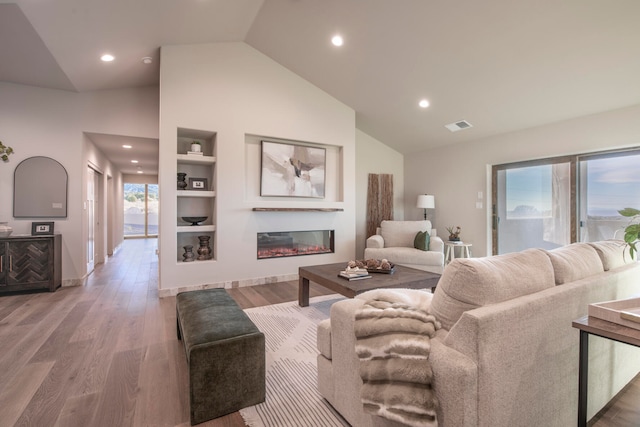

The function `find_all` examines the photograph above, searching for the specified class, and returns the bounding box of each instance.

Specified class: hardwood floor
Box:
[0,238,638,427]
[0,238,333,427]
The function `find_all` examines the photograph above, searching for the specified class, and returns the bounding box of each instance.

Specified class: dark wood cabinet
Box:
[0,234,61,293]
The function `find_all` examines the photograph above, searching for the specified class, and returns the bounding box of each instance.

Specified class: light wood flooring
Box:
[0,238,638,427]
[0,238,332,427]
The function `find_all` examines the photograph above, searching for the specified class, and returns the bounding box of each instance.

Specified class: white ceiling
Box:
[2,0,640,174]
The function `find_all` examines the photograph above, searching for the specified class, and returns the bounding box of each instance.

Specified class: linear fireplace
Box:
[257,230,334,259]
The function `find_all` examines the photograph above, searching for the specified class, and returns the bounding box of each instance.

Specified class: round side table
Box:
[445,242,472,264]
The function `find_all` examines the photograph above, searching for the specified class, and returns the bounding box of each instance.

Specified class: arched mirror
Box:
[14,156,68,218]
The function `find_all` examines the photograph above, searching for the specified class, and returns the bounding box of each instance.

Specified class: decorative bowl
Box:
[181,216,207,226]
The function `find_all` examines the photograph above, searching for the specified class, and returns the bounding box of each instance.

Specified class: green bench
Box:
[176,289,265,425]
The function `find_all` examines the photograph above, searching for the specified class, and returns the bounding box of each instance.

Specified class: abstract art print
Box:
[260,140,326,198]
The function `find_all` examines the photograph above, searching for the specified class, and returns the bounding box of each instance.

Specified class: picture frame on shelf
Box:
[31,221,54,235]
[189,177,208,191]
[260,140,326,198]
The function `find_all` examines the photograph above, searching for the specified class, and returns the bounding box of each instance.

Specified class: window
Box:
[493,158,573,254]
[493,148,640,254]
[579,151,640,242]
[124,183,158,238]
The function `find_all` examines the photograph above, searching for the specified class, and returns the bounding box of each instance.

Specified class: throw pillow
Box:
[414,231,430,251]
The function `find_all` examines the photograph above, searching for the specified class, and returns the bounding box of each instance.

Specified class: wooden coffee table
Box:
[298,262,441,306]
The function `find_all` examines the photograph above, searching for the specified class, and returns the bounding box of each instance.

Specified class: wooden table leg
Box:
[298,275,310,307]
[578,330,589,427]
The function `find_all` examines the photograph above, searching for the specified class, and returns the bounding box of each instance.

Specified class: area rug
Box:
[240,295,350,427]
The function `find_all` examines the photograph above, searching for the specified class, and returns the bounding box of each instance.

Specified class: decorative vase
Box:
[197,235,212,260]
[190,143,201,153]
[0,222,12,237]
[183,245,195,262]
[177,172,188,190]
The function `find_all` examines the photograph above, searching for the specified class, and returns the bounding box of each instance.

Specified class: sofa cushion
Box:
[381,220,431,248]
[429,249,555,330]
[414,231,431,251]
[588,240,636,271]
[545,243,604,285]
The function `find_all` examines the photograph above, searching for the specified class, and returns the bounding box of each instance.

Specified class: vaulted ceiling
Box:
[2,0,640,174]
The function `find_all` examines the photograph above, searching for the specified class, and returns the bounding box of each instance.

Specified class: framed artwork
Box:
[260,140,326,198]
[31,221,54,235]
[189,178,208,191]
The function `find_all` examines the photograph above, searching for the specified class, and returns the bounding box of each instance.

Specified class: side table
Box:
[572,315,640,427]
[445,242,472,264]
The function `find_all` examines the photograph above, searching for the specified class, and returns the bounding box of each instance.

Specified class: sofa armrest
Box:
[430,235,444,253]
[366,234,384,249]
[326,291,477,427]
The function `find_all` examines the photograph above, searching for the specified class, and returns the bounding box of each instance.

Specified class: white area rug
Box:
[240,295,350,427]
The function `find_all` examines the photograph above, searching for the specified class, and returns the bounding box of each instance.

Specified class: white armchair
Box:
[364,220,444,271]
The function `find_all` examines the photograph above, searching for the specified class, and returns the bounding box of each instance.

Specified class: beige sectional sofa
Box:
[317,240,640,427]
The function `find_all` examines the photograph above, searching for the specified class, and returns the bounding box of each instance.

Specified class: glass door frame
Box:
[124,183,158,239]
[492,155,577,255]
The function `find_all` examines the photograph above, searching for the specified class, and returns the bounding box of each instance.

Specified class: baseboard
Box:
[158,272,299,298]
[62,277,85,287]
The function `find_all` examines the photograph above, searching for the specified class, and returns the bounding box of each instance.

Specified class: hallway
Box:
[0,238,196,426]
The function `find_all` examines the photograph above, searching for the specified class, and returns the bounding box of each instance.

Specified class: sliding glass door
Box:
[124,183,159,238]
[493,148,640,254]
[493,159,573,254]
[579,151,640,242]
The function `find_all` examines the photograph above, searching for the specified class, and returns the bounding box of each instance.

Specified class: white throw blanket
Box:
[354,289,440,427]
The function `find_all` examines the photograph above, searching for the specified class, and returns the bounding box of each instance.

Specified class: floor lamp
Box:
[416,194,435,220]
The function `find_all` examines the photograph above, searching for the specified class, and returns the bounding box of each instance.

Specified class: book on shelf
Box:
[187,151,203,156]
[338,271,372,281]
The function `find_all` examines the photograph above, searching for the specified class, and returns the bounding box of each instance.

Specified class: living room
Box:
[1,1,640,426]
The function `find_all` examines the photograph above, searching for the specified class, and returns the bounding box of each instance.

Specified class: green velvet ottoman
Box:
[176,289,265,425]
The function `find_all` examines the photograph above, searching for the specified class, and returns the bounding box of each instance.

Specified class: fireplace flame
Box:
[257,244,332,259]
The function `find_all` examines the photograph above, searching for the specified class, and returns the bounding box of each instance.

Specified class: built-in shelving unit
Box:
[176,127,217,263]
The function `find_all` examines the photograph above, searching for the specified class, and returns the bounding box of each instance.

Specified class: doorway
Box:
[124,183,159,238]
[87,165,104,274]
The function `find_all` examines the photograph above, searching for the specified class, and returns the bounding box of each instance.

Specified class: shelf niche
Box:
[176,127,217,262]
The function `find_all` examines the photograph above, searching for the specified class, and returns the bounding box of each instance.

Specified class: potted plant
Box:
[0,140,14,162]
[446,226,461,242]
[618,208,640,257]
[190,141,202,153]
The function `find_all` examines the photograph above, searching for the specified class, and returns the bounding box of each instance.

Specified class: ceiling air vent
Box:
[445,120,473,132]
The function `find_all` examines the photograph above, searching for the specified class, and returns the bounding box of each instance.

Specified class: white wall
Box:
[159,42,356,295]
[0,82,158,285]
[122,174,158,184]
[355,129,404,258]
[405,104,640,257]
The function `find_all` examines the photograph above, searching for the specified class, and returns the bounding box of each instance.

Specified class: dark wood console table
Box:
[0,234,62,294]
[572,315,640,427]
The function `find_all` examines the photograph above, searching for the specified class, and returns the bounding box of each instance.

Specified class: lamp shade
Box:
[416,194,435,209]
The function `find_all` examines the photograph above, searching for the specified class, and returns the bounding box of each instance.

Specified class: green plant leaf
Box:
[619,208,640,217]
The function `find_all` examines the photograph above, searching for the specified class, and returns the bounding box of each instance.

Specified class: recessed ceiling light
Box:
[419,99,430,108]
[141,57,152,64]
[122,145,132,149]
[100,54,115,62]
[131,160,139,163]
[331,35,344,47]
[137,170,143,174]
